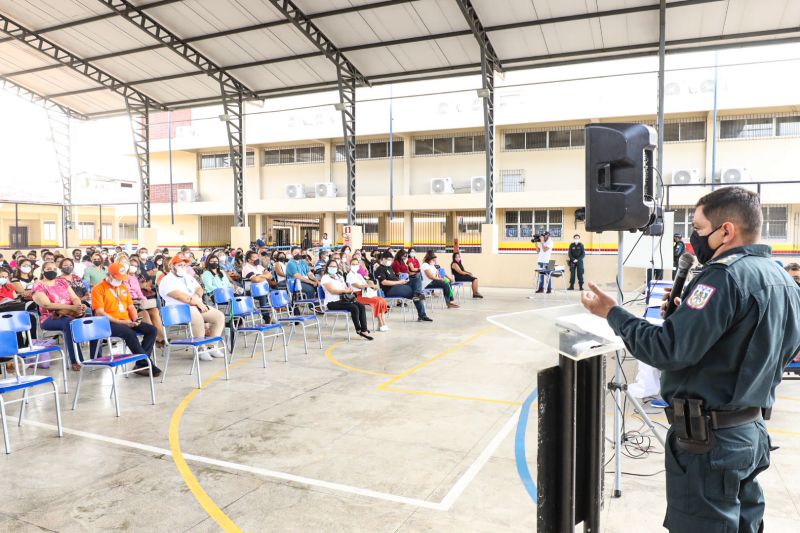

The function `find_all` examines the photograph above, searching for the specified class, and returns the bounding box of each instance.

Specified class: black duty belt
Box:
[665,405,762,430]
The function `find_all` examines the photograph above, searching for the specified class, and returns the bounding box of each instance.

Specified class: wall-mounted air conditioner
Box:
[670,168,700,185]
[176,188,196,203]
[470,176,486,193]
[430,177,455,194]
[315,182,338,198]
[718,167,749,184]
[285,184,306,199]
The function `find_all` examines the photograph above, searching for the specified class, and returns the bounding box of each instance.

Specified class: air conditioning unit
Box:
[285,184,306,199]
[671,168,700,185]
[430,177,454,195]
[315,182,338,198]
[718,167,749,184]
[176,188,196,203]
[470,176,486,193]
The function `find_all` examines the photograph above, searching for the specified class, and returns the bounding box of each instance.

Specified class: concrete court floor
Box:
[0,287,799,532]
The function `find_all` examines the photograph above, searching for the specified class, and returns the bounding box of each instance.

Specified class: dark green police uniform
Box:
[606,244,800,532]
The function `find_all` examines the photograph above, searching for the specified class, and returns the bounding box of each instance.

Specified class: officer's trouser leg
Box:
[663,421,771,533]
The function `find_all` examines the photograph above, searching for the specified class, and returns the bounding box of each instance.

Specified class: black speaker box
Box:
[585,123,656,232]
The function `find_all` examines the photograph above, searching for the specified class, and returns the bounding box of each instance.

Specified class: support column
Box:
[126,97,151,230]
[403,210,413,248]
[480,56,496,224]
[445,212,457,249]
[402,135,412,196]
[337,67,357,224]
[655,0,666,199]
[230,226,251,251]
[323,212,336,245]
[138,227,159,252]
[378,213,390,247]
[47,110,73,245]
[66,228,80,249]
[481,223,499,255]
[221,84,246,227]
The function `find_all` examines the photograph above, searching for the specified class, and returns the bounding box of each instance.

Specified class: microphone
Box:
[665,252,695,318]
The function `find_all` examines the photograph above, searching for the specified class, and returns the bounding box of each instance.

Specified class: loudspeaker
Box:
[585,123,656,232]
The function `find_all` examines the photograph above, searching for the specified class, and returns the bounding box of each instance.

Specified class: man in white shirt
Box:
[321,233,332,250]
[535,231,554,294]
[158,255,226,360]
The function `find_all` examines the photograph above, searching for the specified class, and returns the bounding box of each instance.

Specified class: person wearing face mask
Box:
[33,252,56,279]
[58,257,89,306]
[314,250,330,278]
[100,249,110,266]
[451,252,483,298]
[567,234,585,291]
[346,258,389,332]
[91,263,161,377]
[11,259,37,304]
[201,254,238,295]
[320,259,372,340]
[273,252,288,289]
[159,256,226,361]
[581,186,800,533]
[405,248,421,279]
[374,252,431,322]
[32,260,93,371]
[285,246,318,299]
[242,250,272,288]
[420,251,457,308]
[83,252,108,288]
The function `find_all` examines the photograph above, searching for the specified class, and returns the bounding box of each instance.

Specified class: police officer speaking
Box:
[581,187,800,532]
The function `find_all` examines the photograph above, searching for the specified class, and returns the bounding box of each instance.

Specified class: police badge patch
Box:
[686,284,716,310]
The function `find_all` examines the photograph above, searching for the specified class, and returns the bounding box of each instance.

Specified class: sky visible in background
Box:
[1,41,800,205]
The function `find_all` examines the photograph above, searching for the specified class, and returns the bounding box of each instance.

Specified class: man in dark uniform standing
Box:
[567,233,585,291]
[672,233,685,277]
[581,187,800,532]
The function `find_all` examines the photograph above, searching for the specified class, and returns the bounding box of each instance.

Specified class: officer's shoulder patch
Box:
[710,253,744,266]
[686,284,716,310]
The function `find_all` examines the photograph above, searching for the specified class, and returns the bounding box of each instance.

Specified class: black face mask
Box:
[61,266,73,275]
[292,254,300,260]
[93,260,102,266]
[690,225,723,265]
[209,262,219,269]
[43,271,58,281]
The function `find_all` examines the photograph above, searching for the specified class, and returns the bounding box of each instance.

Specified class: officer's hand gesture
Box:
[659,286,681,318]
[581,282,617,319]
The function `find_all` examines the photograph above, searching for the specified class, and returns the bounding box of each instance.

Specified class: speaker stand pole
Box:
[612,231,624,497]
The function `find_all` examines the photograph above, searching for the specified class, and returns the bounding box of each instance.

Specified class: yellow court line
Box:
[169,360,251,533]
[378,326,496,390]
[324,341,397,377]
[777,395,800,402]
[382,386,522,406]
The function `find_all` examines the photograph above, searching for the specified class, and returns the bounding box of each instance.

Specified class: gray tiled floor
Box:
[1,287,798,532]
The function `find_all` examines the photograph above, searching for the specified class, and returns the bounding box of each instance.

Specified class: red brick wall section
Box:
[149,109,192,140]
[150,183,193,203]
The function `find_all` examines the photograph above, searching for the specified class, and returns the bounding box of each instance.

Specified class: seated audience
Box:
[286,246,318,298]
[32,261,95,371]
[57,257,89,305]
[421,251,458,308]
[83,252,107,288]
[451,252,483,298]
[242,250,272,285]
[314,250,329,278]
[91,264,161,376]
[202,255,239,296]
[320,258,373,340]
[158,255,225,361]
[129,256,164,345]
[11,258,37,305]
[32,250,55,278]
[374,253,431,322]
[273,252,288,289]
[346,258,389,331]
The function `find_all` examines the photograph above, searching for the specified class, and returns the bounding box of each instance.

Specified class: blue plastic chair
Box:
[270,290,322,354]
[378,288,410,322]
[250,281,274,317]
[229,297,287,366]
[316,286,352,341]
[160,304,228,389]
[288,277,319,314]
[0,311,68,393]
[70,316,156,417]
[213,287,235,310]
[0,330,63,454]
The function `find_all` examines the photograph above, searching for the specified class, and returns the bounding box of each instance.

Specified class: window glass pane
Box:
[264,150,280,165]
[391,140,404,157]
[520,224,533,237]
[776,116,800,136]
[548,210,563,223]
[571,128,585,146]
[310,145,325,162]
[663,123,680,142]
[549,130,571,148]
[720,119,745,139]
[526,131,547,149]
[433,137,453,154]
[279,149,294,164]
[721,118,772,138]
[245,151,254,166]
[370,141,388,158]
[680,121,705,141]
[534,210,548,224]
[335,144,346,161]
[505,226,519,238]
[505,210,518,223]
[549,225,563,238]
[200,155,214,169]
[453,136,474,153]
[519,211,533,224]
[414,138,433,155]
[473,134,485,152]
[505,132,525,150]
[355,143,369,159]
[534,224,549,235]
[295,147,311,163]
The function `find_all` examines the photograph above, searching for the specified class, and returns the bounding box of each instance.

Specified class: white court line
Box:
[486,305,579,345]
[24,409,521,512]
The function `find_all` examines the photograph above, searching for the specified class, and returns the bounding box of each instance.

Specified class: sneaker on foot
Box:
[418,316,433,322]
[546,289,552,294]
[199,351,213,361]
[535,288,544,294]
[209,348,226,358]
[378,325,389,332]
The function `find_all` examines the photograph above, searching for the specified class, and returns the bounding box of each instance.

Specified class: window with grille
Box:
[762,206,787,239]
[334,139,403,161]
[504,210,561,239]
[42,221,57,241]
[200,151,255,169]
[720,117,774,139]
[118,223,137,240]
[78,222,95,241]
[643,120,706,142]
[413,134,485,156]
[672,207,694,239]
[101,223,113,242]
[264,145,323,165]
[502,128,583,151]
[499,169,525,192]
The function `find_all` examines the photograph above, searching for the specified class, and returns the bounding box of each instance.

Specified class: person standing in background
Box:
[673,233,686,277]
[535,231,553,294]
[567,234,585,291]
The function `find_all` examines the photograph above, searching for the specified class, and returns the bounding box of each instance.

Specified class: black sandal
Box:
[357,331,374,341]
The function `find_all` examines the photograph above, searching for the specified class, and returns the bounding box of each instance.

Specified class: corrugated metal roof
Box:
[0,0,797,119]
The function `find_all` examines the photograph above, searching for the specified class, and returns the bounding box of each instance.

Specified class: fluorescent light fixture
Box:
[218,114,231,122]
[476,88,491,98]
[333,102,347,111]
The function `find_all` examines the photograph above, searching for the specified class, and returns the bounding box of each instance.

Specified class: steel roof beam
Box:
[0,76,86,119]
[454,0,502,72]
[266,0,369,86]
[96,0,256,98]
[0,13,162,109]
